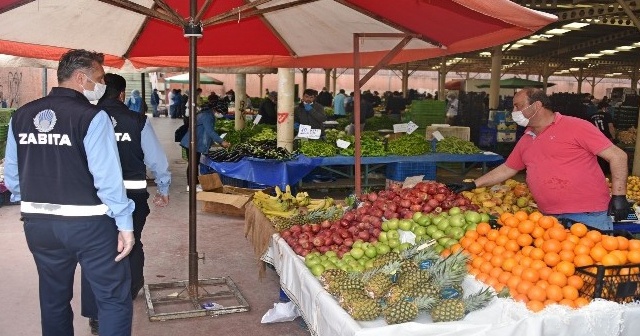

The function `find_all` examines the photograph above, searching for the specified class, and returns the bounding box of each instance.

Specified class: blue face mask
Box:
[304,102,313,111]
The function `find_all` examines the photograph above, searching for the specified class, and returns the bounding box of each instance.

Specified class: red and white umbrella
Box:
[0,0,556,69]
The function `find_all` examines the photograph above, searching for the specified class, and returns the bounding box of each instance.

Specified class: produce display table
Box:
[244,204,640,336]
[202,153,504,189]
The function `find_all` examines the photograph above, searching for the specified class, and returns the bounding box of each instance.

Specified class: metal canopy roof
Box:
[388,0,640,81]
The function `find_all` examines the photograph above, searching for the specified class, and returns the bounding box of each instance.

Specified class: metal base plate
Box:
[145,277,249,321]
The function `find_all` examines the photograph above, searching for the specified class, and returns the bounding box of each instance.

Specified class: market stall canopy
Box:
[445,80,464,91]
[165,73,223,85]
[0,0,557,69]
[476,77,556,89]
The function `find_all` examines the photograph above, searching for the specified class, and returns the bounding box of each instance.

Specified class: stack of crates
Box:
[614,106,638,130]
[405,100,446,127]
[0,108,16,160]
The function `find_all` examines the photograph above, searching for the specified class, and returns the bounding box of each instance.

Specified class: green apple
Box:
[431,230,445,240]
[449,227,465,240]
[387,230,400,240]
[309,264,325,277]
[387,238,401,249]
[365,259,375,269]
[352,240,364,249]
[449,214,466,227]
[425,225,439,236]
[448,206,462,216]
[466,223,478,232]
[350,247,365,260]
[416,215,431,226]
[412,212,423,222]
[480,213,491,223]
[382,221,389,231]
[464,211,482,224]
[413,226,427,237]
[378,231,388,242]
[364,246,378,258]
[436,218,450,231]
[375,243,391,255]
[324,250,337,258]
[398,219,413,231]
[398,242,412,251]
[386,218,399,230]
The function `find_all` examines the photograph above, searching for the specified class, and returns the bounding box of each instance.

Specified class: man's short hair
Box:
[303,89,317,97]
[57,49,104,83]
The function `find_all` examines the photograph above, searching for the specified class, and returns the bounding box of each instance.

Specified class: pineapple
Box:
[338,288,369,308]
[431,287,494,322]
[383,296,437,325]
[344,297,382,321]
[362,261,400,300]
[322,269,361,296]
[372,251,401,268]
[385,284,409,305]
[397,260,430,290]
[413,251,468,299]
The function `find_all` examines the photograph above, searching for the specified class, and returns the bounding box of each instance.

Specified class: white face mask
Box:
[81,73,106,101]
[511,103,537,127]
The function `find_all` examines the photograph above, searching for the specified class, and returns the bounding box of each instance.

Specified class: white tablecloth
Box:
[263,234,640,336]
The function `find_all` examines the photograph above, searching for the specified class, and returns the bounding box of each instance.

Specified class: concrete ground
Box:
[0,116,309,336]
[0,115,503,336]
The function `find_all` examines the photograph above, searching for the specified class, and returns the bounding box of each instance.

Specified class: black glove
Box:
[608,195,630,222]
[446,181,476,194]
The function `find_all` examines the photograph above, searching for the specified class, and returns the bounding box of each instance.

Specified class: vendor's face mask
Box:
[512,103,537,127]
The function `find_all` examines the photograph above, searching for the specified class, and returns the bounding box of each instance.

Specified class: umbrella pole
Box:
[187,0,199,299]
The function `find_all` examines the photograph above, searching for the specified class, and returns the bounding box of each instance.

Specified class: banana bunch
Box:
[307,197,335,211]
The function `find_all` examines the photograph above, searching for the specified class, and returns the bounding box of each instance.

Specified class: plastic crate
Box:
[220,175,248,188]
[0,124,8,141]
[576,264,640,303]
[385,162,436,181]
[0,108,15,124]
[478,127,497,148]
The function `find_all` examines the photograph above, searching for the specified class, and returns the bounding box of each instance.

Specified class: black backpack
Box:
[175,124,188,142]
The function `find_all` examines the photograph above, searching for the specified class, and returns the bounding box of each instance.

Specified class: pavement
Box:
[0,115,310,336]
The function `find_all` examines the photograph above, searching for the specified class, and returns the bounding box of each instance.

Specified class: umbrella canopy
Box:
[0,0,556,69]
[476,77,556,89]
[165,73,223,85]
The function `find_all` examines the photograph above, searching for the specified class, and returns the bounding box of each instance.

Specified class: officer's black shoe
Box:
[89,318,99,335]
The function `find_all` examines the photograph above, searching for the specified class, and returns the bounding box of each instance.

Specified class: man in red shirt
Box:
[449,88,629,230]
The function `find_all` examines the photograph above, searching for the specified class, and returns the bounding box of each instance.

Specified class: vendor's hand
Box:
[608,195,630,222]
[446,181,476,194]
[221,141,230,148]
[153,192,169,207]
[115,230,135,262]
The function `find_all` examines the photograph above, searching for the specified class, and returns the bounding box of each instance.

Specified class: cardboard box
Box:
[425,125,470,141]
[197,173,271,217]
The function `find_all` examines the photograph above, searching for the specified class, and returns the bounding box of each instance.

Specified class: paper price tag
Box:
[252,114,262,125]
[309,129,322,139]
[393,123,408,133]
[336,139,351,149]
[406,121,419,134]
[432,130,445,141]
[220,133,227,139]
[297,124,311,138]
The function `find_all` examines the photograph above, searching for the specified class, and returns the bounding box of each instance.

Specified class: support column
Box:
[489,45,502,110]
[235,74,247,130]
[140,73,146,110]
[301,68,309,92]
[576,66,584,95]
[277,68,295,152]
[631,63,639,92]
[324,68,331,90]
[258,74,264,97]
[402,63,409,97]
[332,68,337,94]
[42,67,48,97]
[438,58,446,101]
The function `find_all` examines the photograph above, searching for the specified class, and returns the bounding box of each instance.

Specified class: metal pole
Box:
[353,34,362,196]
[187,0,199,297]
[42,67,47,97]
[140,73,146,110]
[235,74,246,130]
[489,45,502,110]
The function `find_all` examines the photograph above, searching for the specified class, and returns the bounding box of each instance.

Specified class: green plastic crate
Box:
[0,108,15,124]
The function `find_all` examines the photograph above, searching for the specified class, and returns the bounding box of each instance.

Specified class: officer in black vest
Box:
[80,73,171,335]
[3,50,135,336]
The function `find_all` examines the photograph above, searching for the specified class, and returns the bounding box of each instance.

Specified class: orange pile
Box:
[462,211,640,312]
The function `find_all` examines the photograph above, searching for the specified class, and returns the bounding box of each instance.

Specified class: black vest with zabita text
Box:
[11,87,103,216]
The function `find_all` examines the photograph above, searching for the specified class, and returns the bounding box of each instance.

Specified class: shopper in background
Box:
[346,93,375,135]
[448,88,629,230]
[125,89,143,113]
[180,97,231,187]
[384,91,406,121]
[80,73,171,335]
[150,88,160,117]
[590,101,617,175]
[258,91,278,125]
[3,49,135,336]
[316,87,333,107]
[332,89,347,120]
[445,92,459,125]
[294,88,327,135]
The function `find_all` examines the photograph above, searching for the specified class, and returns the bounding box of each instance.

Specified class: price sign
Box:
[403,175,424,188]
[406,121,419,134]
[336,139,351,149]
[309,128,322,139]
[432,130,445,141]
[220,133,227,139]
[297,124,311,138]
[252,114,262,125]
[393,123,408,133]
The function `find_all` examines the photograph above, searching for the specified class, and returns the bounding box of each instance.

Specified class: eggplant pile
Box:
[205,140,297,162]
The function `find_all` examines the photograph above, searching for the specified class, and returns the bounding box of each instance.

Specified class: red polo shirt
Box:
[505,113,613,214]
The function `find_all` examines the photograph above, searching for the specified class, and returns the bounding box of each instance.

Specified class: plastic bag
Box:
[261,301,301,323]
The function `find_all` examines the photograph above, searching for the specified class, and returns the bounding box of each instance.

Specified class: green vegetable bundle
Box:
[299,139,338,157]
[387,133,431,156]
[435,136,483,154]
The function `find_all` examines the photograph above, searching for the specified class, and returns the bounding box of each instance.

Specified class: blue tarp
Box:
[200,153,504,189]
